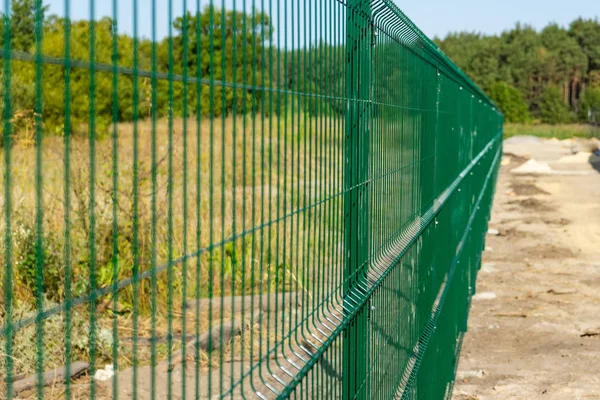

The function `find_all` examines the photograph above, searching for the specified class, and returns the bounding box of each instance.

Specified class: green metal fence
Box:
[0,0,503,398]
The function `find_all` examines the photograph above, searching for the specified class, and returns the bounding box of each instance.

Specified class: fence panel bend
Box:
[0,0,503,399]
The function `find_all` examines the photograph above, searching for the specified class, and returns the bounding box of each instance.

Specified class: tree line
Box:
[0,0,356,142]
[435,19,600,123]
[4,0,598,143]
[1,0,278,140]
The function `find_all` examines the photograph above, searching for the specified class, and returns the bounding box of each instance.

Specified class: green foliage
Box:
[169,6,272,117]
[498,24,544,108]
[489,81,529,122]
[437,19,600,124]
[540,85,573,124]
[570,18,600,71]
[37,17,137,136]
[14,220,63,301]
[434,33,505,92]
[0,69,36,146]
[540,23,588,83]
[578,87,600,121]
[1,4,275,141]
[0,2,596,139]
[9,0,49,52]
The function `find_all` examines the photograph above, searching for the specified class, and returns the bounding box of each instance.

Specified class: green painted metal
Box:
[343,1,372,399]
[0,0,502,399]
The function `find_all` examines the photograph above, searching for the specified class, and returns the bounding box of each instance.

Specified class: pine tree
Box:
[10,0,49,52]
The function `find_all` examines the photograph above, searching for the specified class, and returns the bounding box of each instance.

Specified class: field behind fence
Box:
[0,0,503,399]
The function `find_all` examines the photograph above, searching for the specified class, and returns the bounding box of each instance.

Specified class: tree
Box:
[3,2,600,132]
[436,33,508,93]
[540,24,587,107]
[578,88,600,122]
[489,81,529,123]
[540,24,587,83]
[171,6,273,117]
[540,86,572,124]
[30,17,138,136]
[499,24,544,109]
[10,0,49,52]
[437,19,600,123]
[0,1,48,134]
[569,18,600,72]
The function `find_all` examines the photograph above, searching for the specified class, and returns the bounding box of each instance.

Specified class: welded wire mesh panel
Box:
[0,0,502,399]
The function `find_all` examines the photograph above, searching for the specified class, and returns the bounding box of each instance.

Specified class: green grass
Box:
[503,123,597,140]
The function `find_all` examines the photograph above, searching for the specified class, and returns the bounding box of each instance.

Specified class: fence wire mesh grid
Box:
[0,0,503,399]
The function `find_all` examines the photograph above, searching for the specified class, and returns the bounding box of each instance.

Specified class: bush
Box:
[489,81,530,123]
[578,87,600,122]
[540,86,573,124]
[14,220,64,301]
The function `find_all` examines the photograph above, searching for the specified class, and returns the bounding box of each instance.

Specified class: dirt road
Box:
[453,137,600,400]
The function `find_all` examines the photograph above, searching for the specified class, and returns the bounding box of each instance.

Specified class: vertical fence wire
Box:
[0,0,502,399]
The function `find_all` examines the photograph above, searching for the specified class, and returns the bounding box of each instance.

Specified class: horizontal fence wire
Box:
[0,0,503,399]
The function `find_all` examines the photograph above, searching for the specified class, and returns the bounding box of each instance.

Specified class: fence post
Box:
[344,1,372,399]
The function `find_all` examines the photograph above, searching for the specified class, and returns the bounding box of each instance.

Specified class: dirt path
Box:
[453,137,600,400]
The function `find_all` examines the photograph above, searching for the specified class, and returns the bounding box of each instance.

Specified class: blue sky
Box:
[2,0,599,40]
[400,0,600,39]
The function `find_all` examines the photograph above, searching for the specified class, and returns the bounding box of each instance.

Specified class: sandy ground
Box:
[453,137,600,400]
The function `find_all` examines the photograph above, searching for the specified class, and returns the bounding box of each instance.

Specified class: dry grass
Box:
[0,113,345,379]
